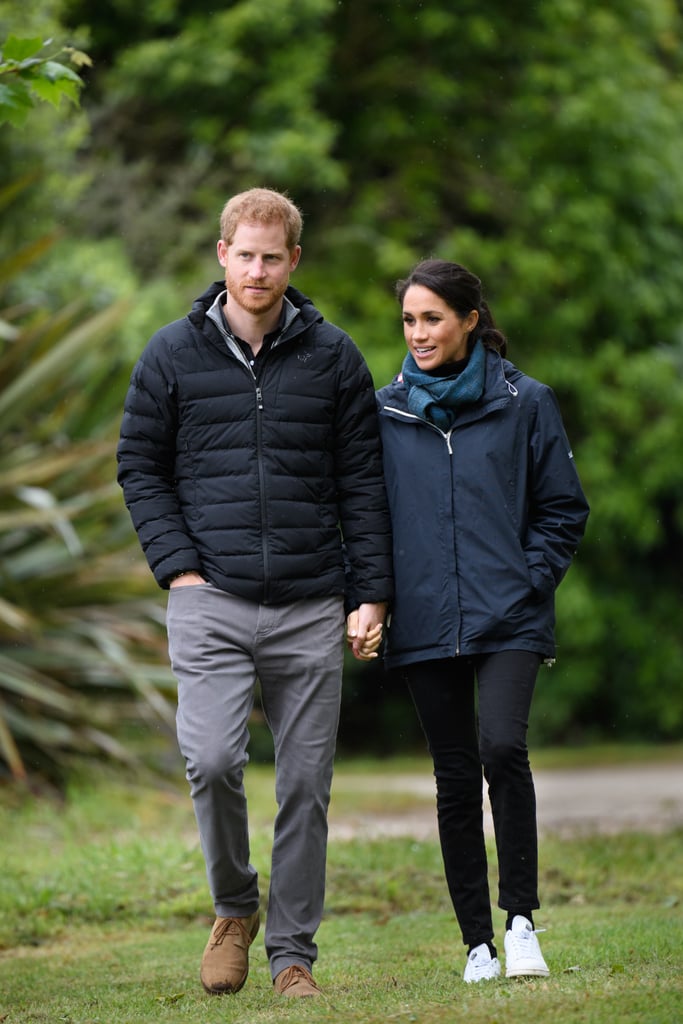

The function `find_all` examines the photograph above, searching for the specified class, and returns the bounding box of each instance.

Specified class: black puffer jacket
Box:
[117,281,393,606]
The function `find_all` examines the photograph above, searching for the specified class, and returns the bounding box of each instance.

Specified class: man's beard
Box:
[225,271,287,315]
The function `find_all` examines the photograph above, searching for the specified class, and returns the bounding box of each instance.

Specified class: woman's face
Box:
[402,284,478,370]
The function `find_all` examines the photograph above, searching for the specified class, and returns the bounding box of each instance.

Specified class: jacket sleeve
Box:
[524,385,590,597]
[116,329,202,587]
[333,338,394,607]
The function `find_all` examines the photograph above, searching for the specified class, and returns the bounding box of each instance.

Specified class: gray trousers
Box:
[167,584,344,979]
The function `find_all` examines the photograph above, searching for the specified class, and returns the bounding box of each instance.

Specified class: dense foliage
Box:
[2,0,683,779]
[0,188,177,782]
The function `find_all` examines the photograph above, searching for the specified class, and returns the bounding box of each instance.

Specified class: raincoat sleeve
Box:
[524,385,590,597]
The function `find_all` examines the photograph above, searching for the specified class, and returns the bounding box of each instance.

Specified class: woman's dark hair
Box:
[396,258,507,357]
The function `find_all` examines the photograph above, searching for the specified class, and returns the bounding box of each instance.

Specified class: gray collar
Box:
[206,291,299,344]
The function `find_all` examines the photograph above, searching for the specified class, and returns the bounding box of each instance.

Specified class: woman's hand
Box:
[346,603,387,661]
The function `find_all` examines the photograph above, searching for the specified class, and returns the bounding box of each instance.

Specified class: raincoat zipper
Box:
[382,403,460,653]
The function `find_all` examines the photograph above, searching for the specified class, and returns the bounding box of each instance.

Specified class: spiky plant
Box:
[0,209,176,786]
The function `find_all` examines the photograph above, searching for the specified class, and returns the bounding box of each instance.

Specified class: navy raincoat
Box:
[377,348,589,668]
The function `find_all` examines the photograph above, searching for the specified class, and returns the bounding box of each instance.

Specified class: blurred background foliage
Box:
[1,0,683,784]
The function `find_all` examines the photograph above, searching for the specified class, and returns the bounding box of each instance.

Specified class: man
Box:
[117,188,392,998]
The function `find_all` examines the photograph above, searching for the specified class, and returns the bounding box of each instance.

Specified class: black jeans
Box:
[403,650,541,949]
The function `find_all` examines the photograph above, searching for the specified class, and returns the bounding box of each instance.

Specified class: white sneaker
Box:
[463,943,502,983]
[504,915,549,977]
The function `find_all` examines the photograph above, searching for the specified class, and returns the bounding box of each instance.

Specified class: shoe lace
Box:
[278,965,320,993]
[210,917,251,949]
[469,957,494,979]
[507,925,545,957]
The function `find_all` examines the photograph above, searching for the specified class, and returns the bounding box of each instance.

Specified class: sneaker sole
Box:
[506,967,550,978]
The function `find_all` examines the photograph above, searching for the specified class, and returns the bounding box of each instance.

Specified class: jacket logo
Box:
[297,350,312,364]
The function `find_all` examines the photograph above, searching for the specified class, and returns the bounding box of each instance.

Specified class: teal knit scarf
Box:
[402,339,486,431]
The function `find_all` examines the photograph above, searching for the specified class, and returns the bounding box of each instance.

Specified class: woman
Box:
[370,259,589,982]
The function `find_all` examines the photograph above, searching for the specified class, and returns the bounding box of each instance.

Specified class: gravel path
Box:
[328,762,683,840]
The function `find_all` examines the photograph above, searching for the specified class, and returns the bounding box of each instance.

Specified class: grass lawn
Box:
[1,750,682,1023]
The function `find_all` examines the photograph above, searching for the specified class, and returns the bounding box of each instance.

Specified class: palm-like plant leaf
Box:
[1,232,175,785]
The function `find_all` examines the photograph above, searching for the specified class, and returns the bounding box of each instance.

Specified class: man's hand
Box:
[169,571,206,588]
[346,602,387,661]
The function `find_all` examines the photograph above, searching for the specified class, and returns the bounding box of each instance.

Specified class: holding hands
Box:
[346,603,387,661]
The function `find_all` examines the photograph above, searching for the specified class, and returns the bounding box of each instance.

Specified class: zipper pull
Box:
[256,386,264,410]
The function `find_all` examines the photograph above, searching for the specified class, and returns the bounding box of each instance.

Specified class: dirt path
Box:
[328,762,683,840]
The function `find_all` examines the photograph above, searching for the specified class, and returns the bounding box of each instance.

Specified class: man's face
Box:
[217,220,301,316]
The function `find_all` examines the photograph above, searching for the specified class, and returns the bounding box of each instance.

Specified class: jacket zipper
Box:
[209,315,272,598]
[382,403,461,652]
[216,334,271,599]
[206,300,304,605]
[253,381,271,601]
[382,405,455,453]
[382,374,518,657]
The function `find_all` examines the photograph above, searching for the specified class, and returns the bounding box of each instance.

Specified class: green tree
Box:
[17,0,683,747]
[0,9,101,316]
[317,0,683,742]
[60,0,342,278]
[0,195,177,784]
[0,33,177,783]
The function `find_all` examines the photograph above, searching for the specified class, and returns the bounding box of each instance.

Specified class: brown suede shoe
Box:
[273,964,322,997]
[200,911,260,994]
